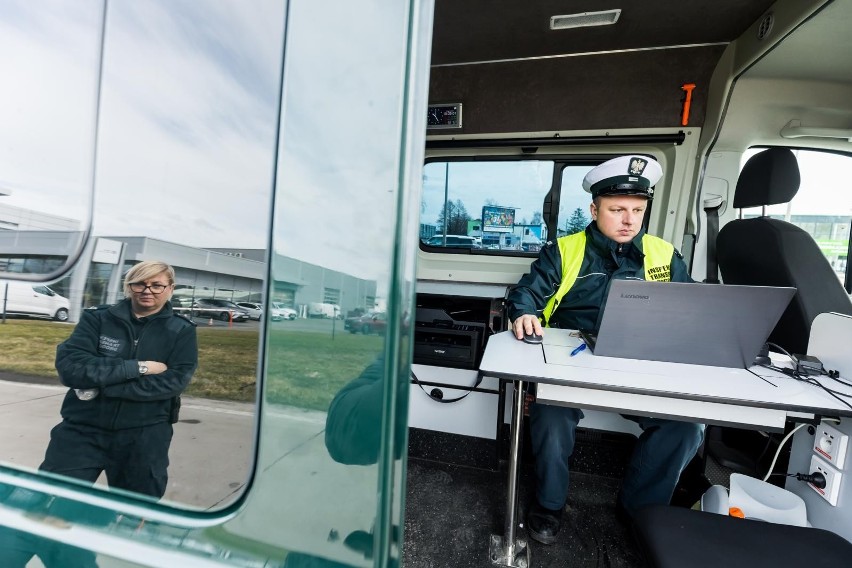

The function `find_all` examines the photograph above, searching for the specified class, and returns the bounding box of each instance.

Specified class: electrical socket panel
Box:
[813,422,849,469]
[809,455,842,506]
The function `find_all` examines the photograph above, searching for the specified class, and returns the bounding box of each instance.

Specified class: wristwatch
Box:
[138,361,149,375]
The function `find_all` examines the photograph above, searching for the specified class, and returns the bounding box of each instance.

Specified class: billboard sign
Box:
[482,206,515,233]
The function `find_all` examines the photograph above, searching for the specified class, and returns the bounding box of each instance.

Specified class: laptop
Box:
[579,280,795,368]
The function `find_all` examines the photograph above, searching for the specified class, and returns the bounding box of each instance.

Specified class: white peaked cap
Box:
[581,155,663,199]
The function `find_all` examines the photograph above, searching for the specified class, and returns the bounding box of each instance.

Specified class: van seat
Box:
[633,504,852,568]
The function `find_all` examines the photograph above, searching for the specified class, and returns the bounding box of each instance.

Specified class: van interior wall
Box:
[428,47,722,134]
[713,78,852,155]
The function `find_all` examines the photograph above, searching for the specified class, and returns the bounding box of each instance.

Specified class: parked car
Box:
[345,311,387,334]
[424,235,482,249]
[0,280,70,321]
[236,302,263,321]
[270,302,297,321]
[170,297,193,313]
[191,298,250,322]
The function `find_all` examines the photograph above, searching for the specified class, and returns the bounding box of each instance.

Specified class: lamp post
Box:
[442,163,449,245]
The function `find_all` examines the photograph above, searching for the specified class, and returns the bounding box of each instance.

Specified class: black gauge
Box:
[427,103,462,129]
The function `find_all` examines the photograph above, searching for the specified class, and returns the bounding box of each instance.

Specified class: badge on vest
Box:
[645,265,671,281]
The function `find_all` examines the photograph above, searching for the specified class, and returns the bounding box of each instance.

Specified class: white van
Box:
[0,280,71,321]
[307,302,340,319]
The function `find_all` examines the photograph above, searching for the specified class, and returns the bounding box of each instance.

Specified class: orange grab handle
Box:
[681,83,696,126]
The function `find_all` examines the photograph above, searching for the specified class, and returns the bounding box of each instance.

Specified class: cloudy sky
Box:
[1,0,284,249]
[0,0,103,224]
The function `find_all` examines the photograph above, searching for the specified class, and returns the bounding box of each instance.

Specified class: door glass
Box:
[251,0,418,563]
[0,0,104,277]
[0,0,284,511]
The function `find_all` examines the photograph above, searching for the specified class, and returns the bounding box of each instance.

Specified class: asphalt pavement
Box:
[0,370,385,568]
[0,373,256,510]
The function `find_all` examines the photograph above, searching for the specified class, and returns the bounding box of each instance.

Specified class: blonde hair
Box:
[123,261,175,298]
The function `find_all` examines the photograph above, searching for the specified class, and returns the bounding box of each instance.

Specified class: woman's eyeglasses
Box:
[129,282,169,294]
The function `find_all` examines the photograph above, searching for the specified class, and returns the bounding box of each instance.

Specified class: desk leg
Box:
[490,379,530,568]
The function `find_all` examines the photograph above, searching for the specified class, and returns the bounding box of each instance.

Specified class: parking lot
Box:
[183,314,353,335]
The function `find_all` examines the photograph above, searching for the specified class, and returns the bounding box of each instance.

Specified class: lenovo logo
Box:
[620,293,649,300]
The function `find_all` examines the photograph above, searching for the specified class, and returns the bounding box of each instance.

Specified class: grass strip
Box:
[0,320,384,411]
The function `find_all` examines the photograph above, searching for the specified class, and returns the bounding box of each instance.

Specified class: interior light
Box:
[550,9,621,30]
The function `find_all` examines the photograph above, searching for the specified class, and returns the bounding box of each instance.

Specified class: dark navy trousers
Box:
[40,420,173,498]
[530,402,705,516]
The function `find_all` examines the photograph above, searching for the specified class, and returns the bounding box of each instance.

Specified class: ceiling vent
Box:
[550,9,621,30]
[757,12,774,40]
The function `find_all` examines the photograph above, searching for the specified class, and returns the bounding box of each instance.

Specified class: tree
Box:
[436,199,471,235]
[564,207,589,235]
[530,211,543,225]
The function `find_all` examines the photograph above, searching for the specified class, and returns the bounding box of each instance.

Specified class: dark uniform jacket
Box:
[55,299,198,430]
[508,223,693,331]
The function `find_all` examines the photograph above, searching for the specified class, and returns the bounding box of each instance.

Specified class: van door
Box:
[0,281,36,316]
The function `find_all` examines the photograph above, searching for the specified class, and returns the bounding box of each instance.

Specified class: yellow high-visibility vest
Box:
[541,231,673,326]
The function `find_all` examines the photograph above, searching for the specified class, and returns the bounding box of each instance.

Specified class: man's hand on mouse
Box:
[512,314,543,340]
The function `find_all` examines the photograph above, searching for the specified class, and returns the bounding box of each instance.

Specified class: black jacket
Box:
[508,223,693,331]
[325,356,407,466]
[55,299,198,430]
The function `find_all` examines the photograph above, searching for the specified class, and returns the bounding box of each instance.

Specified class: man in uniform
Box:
[507,155,704,545]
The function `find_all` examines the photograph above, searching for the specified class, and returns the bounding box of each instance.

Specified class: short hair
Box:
[123,261,175,298]
[592,194,649,209]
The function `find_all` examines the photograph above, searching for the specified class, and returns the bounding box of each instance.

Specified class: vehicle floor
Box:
[402,429,657,568]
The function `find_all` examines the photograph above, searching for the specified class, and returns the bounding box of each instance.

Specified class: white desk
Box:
[480,328,852,567]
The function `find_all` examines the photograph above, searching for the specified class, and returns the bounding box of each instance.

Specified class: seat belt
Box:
[703,194,723,284]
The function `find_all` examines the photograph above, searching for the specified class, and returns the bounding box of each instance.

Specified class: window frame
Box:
[419,154,657,256]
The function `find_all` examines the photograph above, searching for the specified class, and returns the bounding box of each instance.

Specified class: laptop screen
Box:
[588,280,795,368]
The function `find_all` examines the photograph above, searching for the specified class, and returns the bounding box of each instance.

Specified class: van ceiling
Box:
[427,0,776,135]
[430,0,776,66]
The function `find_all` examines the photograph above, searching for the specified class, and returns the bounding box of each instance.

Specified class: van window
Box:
[32,285,54,297]
[420,160,553,253]
[558,165,597,237]
[421,159,653,254]
[741,149,852,290]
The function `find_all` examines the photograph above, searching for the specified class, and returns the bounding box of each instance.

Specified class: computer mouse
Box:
[522,331,543,344]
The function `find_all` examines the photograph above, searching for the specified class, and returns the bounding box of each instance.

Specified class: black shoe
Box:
[526,502,562,545]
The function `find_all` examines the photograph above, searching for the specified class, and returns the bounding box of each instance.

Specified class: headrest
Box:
[734,148,800,208]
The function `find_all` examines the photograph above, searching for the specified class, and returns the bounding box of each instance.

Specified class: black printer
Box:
[413,307,487,370]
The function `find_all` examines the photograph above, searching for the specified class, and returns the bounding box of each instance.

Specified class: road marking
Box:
[0,381,325,423]
[0,380,65,393]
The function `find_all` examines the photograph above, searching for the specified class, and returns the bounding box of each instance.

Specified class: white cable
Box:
[762,423,808,482]
[761,418,842,481]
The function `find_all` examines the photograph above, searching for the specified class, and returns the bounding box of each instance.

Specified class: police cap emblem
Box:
[628,158,648,176]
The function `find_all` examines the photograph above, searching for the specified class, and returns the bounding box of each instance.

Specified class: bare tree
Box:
[436,199,472,235]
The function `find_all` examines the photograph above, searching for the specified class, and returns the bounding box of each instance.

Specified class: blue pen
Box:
[570,342,587,357]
